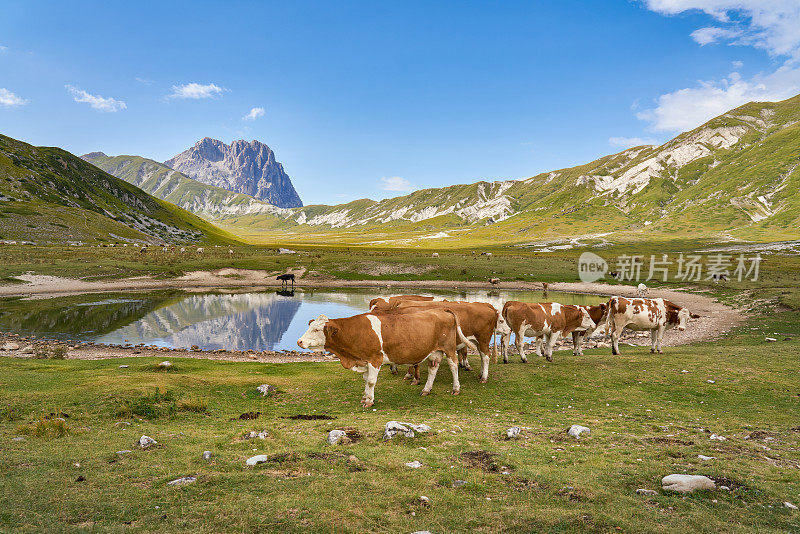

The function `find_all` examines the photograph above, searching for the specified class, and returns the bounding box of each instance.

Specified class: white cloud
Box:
[0,45,8,54]
[644,1,800,59]
[380,176,413,191]
[65,85,126,112]
[169,82,225,99]
[691,26,743,46]
[638,2,800,132]
[135,77,154,85]
[243,107,265,121]
[732,60,744,69]
[0,88,27,107]
[608,136,660,148]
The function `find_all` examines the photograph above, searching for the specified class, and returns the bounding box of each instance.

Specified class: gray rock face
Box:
[383,421,431,440]
[137,435,157,449]
[567,425,590,439]
[165,138,302,208]
[661,474,716,493]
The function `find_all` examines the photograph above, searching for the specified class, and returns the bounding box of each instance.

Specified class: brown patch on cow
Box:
[643,437,695,446]
[461,450,500,472]
[236,411,261,420]
[284,414,336,420]
[615,298,628,314]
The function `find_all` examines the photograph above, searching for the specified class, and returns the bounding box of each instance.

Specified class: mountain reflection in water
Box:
[0,289,604,352]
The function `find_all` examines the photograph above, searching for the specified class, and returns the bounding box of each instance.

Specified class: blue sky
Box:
[2,1,799,206]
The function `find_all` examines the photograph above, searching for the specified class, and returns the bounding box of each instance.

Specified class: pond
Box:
[0,288,606,352]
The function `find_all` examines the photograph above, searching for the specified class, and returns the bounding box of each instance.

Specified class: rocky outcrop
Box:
[164,138,302,208]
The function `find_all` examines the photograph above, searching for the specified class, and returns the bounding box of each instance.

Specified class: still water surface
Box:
[0,288,604,352]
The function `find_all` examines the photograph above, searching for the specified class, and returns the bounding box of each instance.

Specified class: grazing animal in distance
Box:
[297,309,475,407]
[277,273,295,289]
[489,277,500,285]
[432,252,439,258]
[605,296,699,355]
[196,247,205,254]
[637,283,648,297]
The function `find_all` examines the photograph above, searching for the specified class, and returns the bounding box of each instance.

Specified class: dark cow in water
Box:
[276,273,295,289]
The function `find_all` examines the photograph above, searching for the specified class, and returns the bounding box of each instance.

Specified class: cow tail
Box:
[444,308,477,353]
[491,332,498,364]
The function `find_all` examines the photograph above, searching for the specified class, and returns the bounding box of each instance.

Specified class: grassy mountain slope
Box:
[222,94,800,247]
[82,153,287,220]
[0,135,239,244]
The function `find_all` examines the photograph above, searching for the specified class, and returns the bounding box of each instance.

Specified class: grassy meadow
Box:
[0,240,799,532]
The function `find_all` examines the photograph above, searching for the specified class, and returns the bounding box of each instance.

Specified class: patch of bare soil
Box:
[461,450,500,472]
[352,261,435,276]
[284,414,336,421]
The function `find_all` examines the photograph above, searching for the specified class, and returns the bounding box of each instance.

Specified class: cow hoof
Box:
[452,389,460,396]
[479,378,488,384]
[545,356,553,362]
[411,379,419,385]
[657,350,663,354]
[362,401,374,408]
[390,368,398,375]
[650,348,655,353]
[403,373,412,381]
[421,390,431,396]
[502,359,508,364]
[520,358,527,364]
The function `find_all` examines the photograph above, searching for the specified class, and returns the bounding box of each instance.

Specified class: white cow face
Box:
[297,314,329,349]
[676,308,690,331]
[495,314,512,336]
[579,308,596,331]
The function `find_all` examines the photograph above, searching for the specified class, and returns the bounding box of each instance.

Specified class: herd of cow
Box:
[297,294,700,407]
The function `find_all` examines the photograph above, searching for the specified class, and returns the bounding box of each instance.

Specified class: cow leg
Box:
[421,352,443,396]
[478,340,490,383]
[404,365,420,385]
[390,363,398,375]
[516,332,528,363]
[610,324,621,355]
[544,332,560,362]
[501,332,511,363]
[361,364,380,408]
[656,326,666,353]
[446,353,461,395]
[534,336,543,358]
[650,330,657,353]
[458,347,472,371]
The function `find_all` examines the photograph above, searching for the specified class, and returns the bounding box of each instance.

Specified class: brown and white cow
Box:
[500,301,595,363]
[570,303,608,356]
[368,294,443,311]
[386,300,502,383]
[605,296,699,355]
[297,309,475,407]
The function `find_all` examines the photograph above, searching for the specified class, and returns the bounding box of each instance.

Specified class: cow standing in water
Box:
[297,309,475,407]
[605,296,698,355]
[276,273,295,289]
[501,302,595,363]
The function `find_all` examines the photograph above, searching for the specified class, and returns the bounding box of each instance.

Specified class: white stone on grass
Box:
[256,384,276,396]
[137,435,157,449]
[636,488,658,496]
[709,434,726,441]
[202,451,212,461]
[158,361,172,368]
[383,421,431,440]
[246,454,269,466]
[698,455,716,461]
[244,430,269,440]
[405,461,422,469]
[167,476,196,486]
[567,425,590,439]
[1,342,20,351]
[327,429,347,445]
[506,426,521,439]
[661,474,716,493]
[784,502,798,510]
[20,345,34,354]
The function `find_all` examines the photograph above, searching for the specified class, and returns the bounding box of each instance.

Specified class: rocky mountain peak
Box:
[164,138,302,208]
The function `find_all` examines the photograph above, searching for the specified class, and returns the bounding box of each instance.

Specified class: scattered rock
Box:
[405,461,423,469]
[137,435,157,449]
[636,488,658,496]
[256,384,276,396]
[419,496,430,505]
[167,476,196,486]
[453,480,468,488]
[709,434,726,441]
[765,337,777,342]
[114,421,131,427]
[76,475,86,482]
[116,450,132,455]
[11,437,25,442]
[719,485,730,491]
[202,451,212,461]
[784,502,798,510]
[246,454,269,466]
[20,345,34,354]
[118,365,129,369]
[348,455,360,464]
[1,342,20,351]
[707,380,715,384]
[244,430,269,440]
[278,248,296,254]
[567,425,590,439]
[327,429,348,445]
[158,361,172,368]
[698,455,716,461]
[506,426,521,439]
[661,474,716,493]
[383,421,431,440]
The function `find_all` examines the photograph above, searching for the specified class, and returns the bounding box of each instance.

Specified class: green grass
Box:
[1,308,799,532]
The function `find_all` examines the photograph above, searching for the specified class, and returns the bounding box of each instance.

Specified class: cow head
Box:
[297,314,330,349]
[672,307,692,331]
[495,313,512,336]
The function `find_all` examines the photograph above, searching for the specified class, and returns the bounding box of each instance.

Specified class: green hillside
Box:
[0,134,239,245]
[222,94,800,247]
[82,153,286,221]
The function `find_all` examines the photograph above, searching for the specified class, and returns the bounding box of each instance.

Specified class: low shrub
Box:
[17,416,69,439]
[116,388,177,419]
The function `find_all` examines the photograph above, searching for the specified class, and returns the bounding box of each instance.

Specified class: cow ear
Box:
[690,313,700,319]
